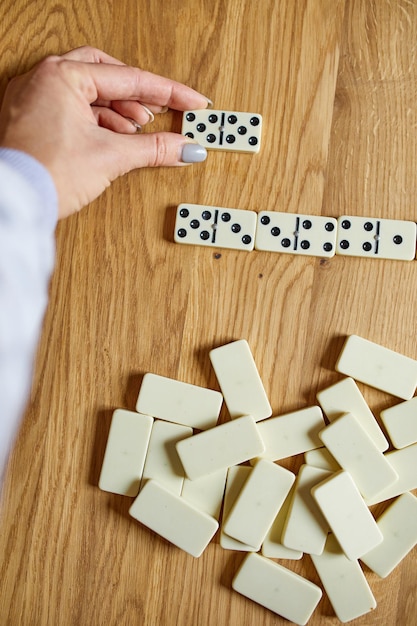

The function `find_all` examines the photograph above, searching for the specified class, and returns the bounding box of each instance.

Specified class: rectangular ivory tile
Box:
[181,468,227,520]
[319,413,398,501]
[129,480,218,558]
[209,340,272,420]
[136,373,222,430]
[99,409,153,497]
[361,492,417,578]
[311,534,377,623]
[223,459,295,550]
[262,485,303,560]
[176,415,265,480]
[281,464,332,555]
[253,406,325,461]
[335,335,417,400]
[317,376,388,451]
[365,443,417,505]
[304,447,340,472]
[220,466,255,551]
[141,420,192,494]
[380,396,417,449]
[312,470,383,561]
[232,553,322,625]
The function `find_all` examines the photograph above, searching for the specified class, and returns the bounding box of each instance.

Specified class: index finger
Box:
[60,56,211,112]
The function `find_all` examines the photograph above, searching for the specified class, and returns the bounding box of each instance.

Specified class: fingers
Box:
[60,46,126,66]
[109,132,207,174]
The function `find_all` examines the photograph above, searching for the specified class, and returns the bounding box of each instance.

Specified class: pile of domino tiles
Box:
[98,336,417,625]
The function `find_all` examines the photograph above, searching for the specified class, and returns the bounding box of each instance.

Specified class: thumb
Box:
[111,132,207,174]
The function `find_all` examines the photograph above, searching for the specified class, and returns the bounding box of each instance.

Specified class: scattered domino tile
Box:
[220,466,255,552]
[136,372,222,430]
[335,334,417,400]
[98,409,153,497]
[232,552,322,626]
[174,203,257,251]
[176,414,265,481]
[360,492,417,578]
[380,396,417,449]
[261,485,303,560]
[365,442,417,506]
[209,339,272,420]
[281,464,332,556]
[318,413,398,501]
[304,447,340,472]
[223,459,295,550]
[311,533,377,623]
[255,211,337,257]
[312,470,383,561]
[253,405,325,462]
[141,420,192,495]
[316,376,388,451]
[182,109,262,153]
[129,479,218,558]
[181,468,227,520]
[335,215,417,260]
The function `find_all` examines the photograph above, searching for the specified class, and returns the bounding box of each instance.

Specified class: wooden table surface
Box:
[1,1,416,624]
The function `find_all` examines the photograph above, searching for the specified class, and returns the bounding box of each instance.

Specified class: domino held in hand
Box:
[174,203,257,251]
[182,109,262,153]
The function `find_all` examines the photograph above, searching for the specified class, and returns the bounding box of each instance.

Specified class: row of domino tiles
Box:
[174,205,417,260]
[98,336,417,625]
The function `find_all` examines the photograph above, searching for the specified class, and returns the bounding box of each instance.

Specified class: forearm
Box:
[0,149,57,488]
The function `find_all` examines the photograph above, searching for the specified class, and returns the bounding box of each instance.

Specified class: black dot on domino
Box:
[202,211,212,220]
[228,115,238,124]
[196,123,206,132]
[207,134,216,143]
[200,231,210,241]
[185,132,194,139]
[221,212,231,222]
[238,126,247,135]
[250,116,260,126]
[260,215,271,226]
[190,219,200,229]
[271,227,280,237]
[231,223,241,234]
[226,135,236,144]
[301,240,310,250]
[325,221,335,232]
[323,242,333,252]
[364,222,374,232]
[208,114,218,123]
[362,242,372,252]
[242,235,252,245]
[248,137,258,146]
[341,220,351,230]
[282,238,291,248]
[177,228,187,239]
[186,112,196,122]
[340,240,350,250]
[393,235,403,245]
[302,220,312,230]
[179,208,190,218]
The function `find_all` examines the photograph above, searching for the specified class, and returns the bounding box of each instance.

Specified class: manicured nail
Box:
[181,143,207,163]
[140,104,155,123]
[126,118,142,132]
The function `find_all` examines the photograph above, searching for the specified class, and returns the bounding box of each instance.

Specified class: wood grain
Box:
[1,1,416,624]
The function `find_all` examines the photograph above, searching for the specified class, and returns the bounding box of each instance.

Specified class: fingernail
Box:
[140,104,155,123]
[126,118,142,132]
[181,143,207,163]
[205,98,213,109]
[159,106,169,114]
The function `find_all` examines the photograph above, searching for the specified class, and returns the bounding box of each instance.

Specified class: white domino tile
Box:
[304,447,340,472]
[129,480,218,558]
[312,470,383,561]
[174,203,257,251]
[311,533,377,623]
[253,406,324,462]
[181,468,227,520]
[336,334,417,400]
[281,464,332,556]
[317,376,388,451]
[262,485,303,560]
[182,109,262,153]
[141,420,192,495]
[176,414,265,481]
[319,413,398,501]
[232,553,322,626]
[336,215,417,260]
[365,442,417,505]
[220,466,255,551]
[223,459,295,550]
[136,372,222,430]
[380,396,417,449]
[360,492,417,578]
[98,409,153,497]
[209,339,272,420]
[255,211,337,257]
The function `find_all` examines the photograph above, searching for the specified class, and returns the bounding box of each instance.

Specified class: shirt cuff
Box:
[0,148,58,229]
